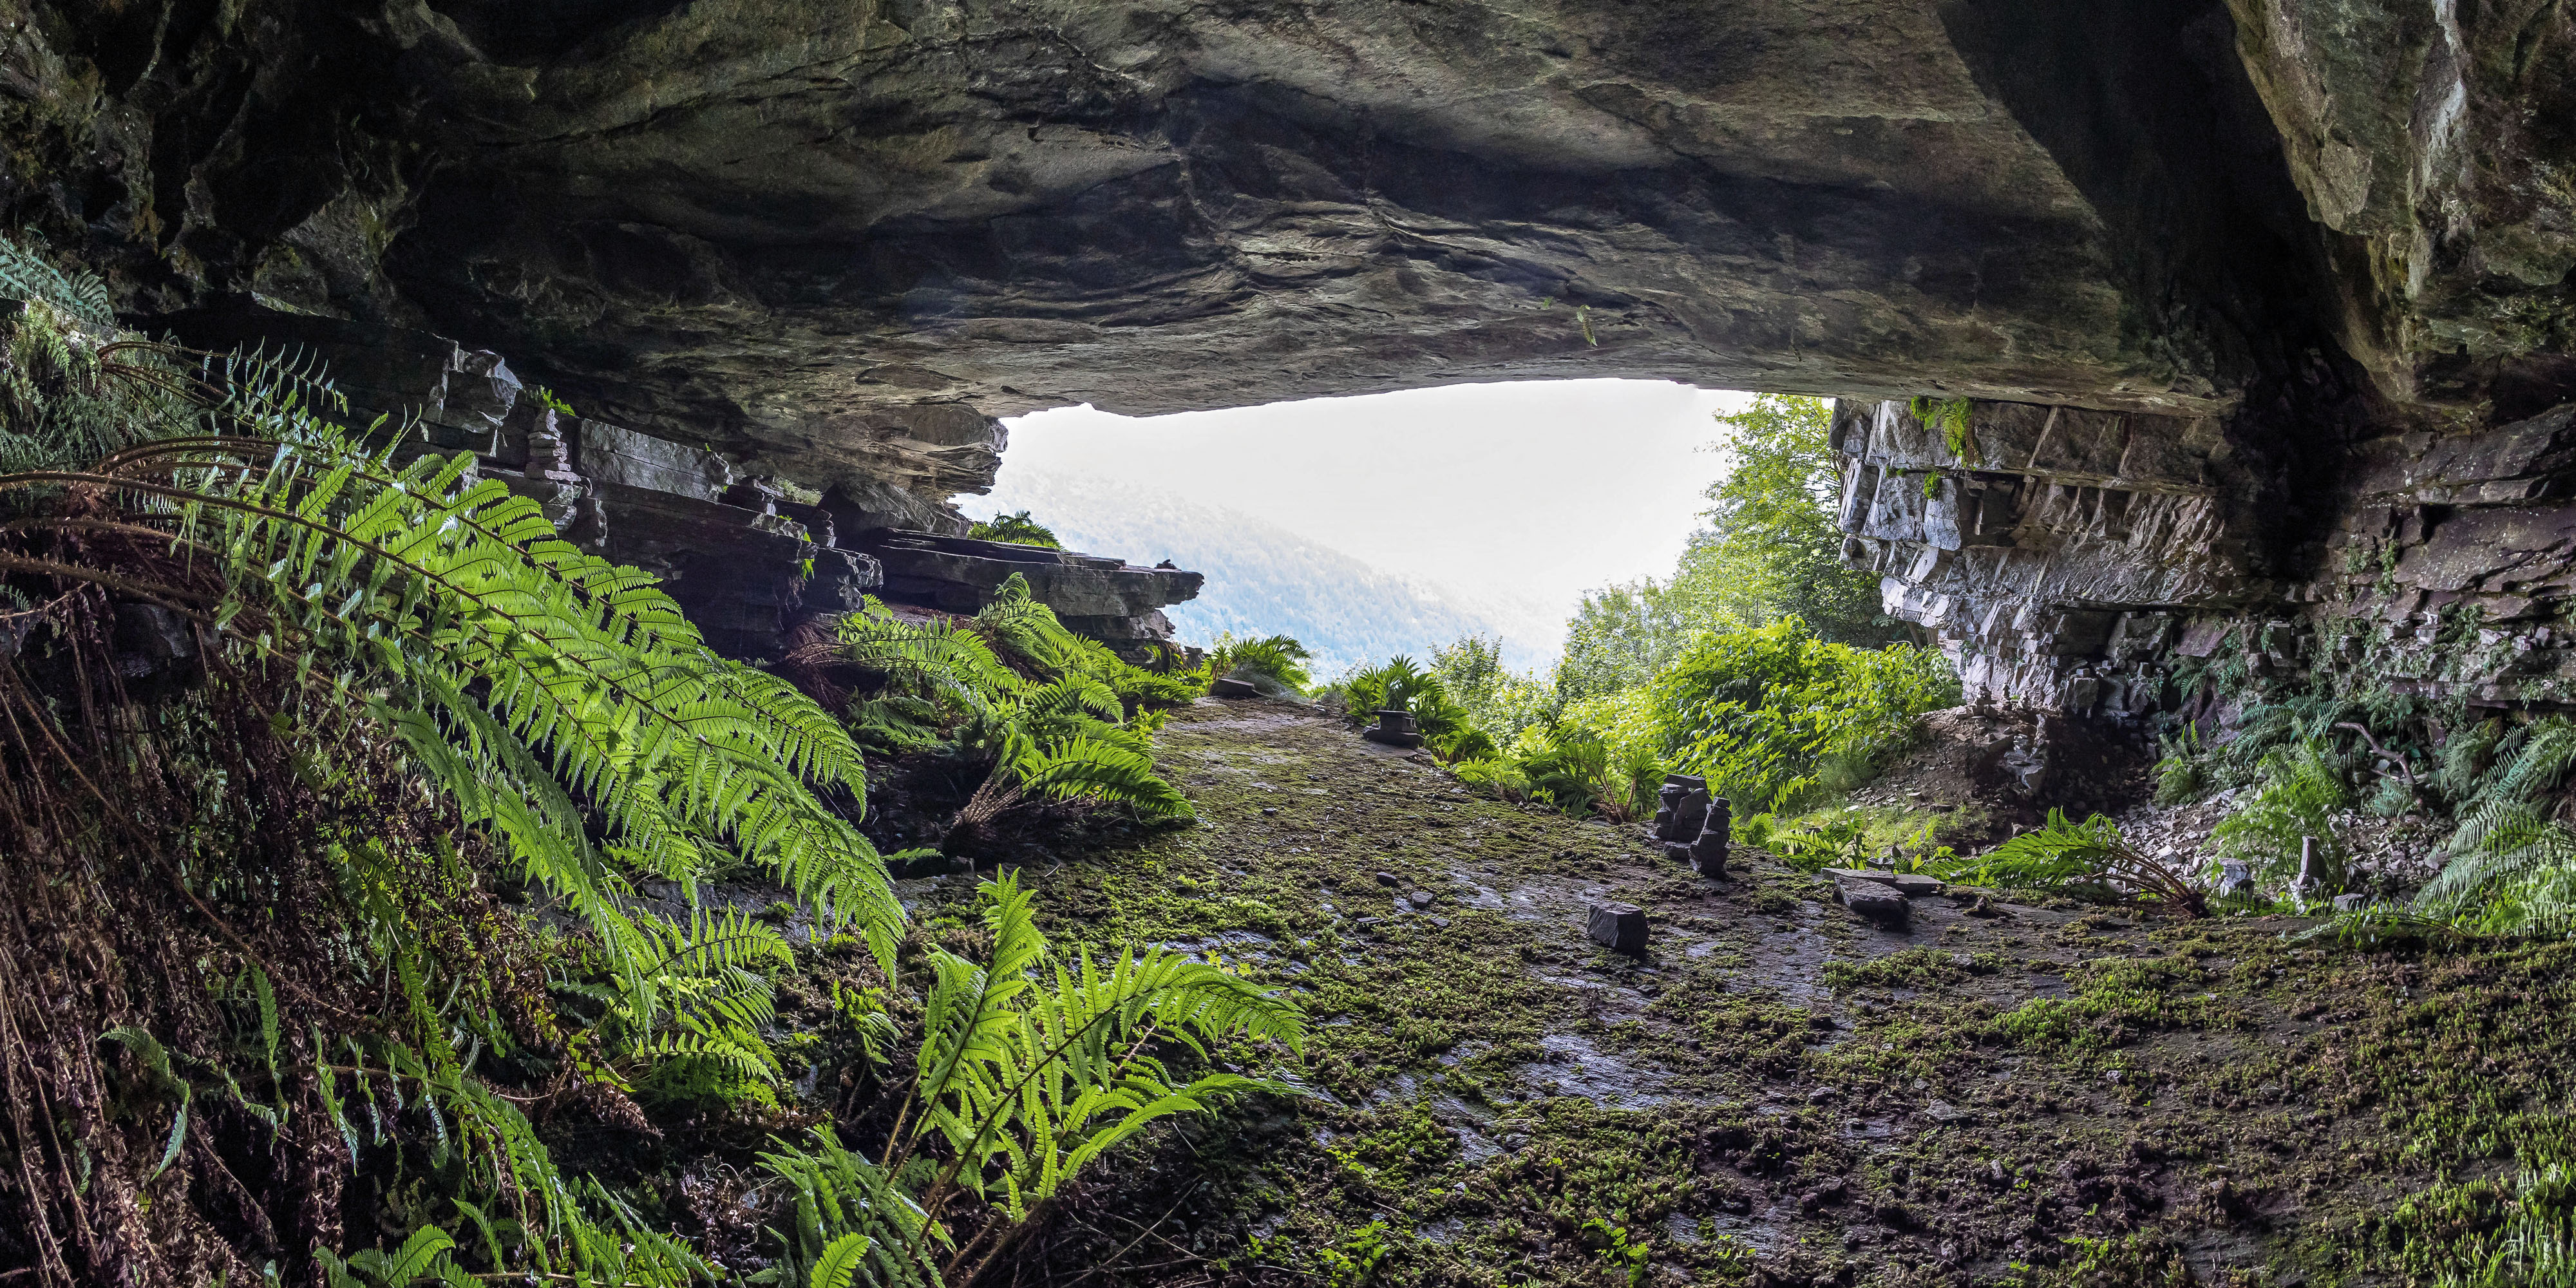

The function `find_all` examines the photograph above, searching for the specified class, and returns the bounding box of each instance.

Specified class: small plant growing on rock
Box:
[1937,810,2206,916]
[965,508,1060,548]
[1580,1217,1652,1287]
[1209,632,1314,693]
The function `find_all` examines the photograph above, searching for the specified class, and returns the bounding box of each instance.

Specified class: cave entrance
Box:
[958,379,1749,680]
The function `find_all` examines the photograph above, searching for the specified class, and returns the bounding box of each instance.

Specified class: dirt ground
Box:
[890,698,2576,1288]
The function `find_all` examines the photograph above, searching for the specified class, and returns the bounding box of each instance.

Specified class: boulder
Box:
[2216,861,2258,900]
[1689,799,1732,878]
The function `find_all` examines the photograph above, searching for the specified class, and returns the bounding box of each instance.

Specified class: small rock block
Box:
[1835,876,1909,929]
[1210,676,1259,698]
[1586,902,1649,955]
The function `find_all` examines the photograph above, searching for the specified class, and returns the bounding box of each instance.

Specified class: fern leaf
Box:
[810,1233,874,1288]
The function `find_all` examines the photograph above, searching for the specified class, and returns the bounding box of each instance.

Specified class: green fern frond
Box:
[0,232,115,327]
[757,1128,943,1288]
[835,598,1025,708]
[1007,732,1193,820]
[1937,810,2206,914]
[909,875,1305,1218]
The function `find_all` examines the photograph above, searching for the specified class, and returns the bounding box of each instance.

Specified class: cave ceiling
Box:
[1,0,2568,500]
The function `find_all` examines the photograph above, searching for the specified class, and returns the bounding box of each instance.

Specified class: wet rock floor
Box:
[901,699,2576,1288]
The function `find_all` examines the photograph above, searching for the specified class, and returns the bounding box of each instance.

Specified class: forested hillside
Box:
[967,471,1545,676]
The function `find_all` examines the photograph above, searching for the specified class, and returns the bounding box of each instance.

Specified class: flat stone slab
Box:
[1210,676,1260,698]
[1833,876,1910,928]
[1823,868,1944,897]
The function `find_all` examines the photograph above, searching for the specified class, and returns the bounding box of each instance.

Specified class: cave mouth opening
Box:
[956,379,1755,679]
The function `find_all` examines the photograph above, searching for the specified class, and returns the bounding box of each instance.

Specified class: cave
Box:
[8,0,2569,700]
[1,0,2572,1284]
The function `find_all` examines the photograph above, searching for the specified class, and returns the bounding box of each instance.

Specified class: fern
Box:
[832,578,1197,834]
[2208,740,2349,887]
[1209,632,1313,692]
[1008,732,1193,820]
[1908,394,1975,460]
[96,415,910,988]
[907,875,1303,1218]
[753,877,1304,1287]
[0,244,904,1284]
[756,1128,943,1288]
[0,234,115,327]
[835,600,1027,711]
[610,907,797,1107]
[966,509,1060,549]
[1936,810,2206,915]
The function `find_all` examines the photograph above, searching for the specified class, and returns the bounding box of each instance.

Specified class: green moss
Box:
[1821,946,2004,992]
[890,701,2576,1288]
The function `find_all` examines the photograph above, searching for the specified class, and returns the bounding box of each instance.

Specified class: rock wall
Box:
[199,315,1197,658]
[1836,392,2576,721]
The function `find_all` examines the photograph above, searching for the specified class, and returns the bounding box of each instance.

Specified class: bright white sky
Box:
[956,379,1750,658]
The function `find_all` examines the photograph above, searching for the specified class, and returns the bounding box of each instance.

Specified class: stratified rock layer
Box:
[1835,393,2576,721]
[4,1,2566,506]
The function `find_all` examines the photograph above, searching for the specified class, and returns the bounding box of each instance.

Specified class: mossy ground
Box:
[892,699,2576,1287]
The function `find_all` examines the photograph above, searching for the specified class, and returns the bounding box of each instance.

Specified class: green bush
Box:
[1452,755,1532,801]
[1209,632,1314,693]
[829,574,1199,842]
[1430,634,1558,741]
[967,508,1062,548]
[2209,740,2351,887]
[2154,724,2206,805]
[1649,618,1958,814]
[1336,656,1496,761]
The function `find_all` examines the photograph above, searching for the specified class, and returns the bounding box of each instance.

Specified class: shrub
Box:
[2209,740,2350,887]
[1938,810,2206,914]
[1209,632,1313,693]
[1649,618,1958,814]
[823,577,1199,847]
[2154,724,2206,805]
[968,508,1061,547]
[1430,634,1558,740]
[1452,755,1532,802]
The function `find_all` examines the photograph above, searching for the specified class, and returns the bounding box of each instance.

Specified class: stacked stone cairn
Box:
[1653,773,1730,878]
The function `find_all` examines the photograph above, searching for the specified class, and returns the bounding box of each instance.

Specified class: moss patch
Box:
[893,699,2576,1287]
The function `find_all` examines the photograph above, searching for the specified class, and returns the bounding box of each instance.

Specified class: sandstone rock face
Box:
[5,1,2566,511]
[1836,393,2576,721]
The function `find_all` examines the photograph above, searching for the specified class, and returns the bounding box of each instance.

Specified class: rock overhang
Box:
[24,1,2486,461]
[0,0,2566,685]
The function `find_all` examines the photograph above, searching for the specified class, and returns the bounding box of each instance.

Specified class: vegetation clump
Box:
[795,575,1204,857]
[1207,631,1314,694]
[1303,396,1955,826]
[0,233,1298,1288]
[965,509,1061,548]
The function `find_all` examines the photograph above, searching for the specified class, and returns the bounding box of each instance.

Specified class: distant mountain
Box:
[967,472,1548,679]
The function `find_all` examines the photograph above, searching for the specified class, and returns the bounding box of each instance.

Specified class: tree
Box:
[1688,394,1897,647]
[1553,396,1896,703]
